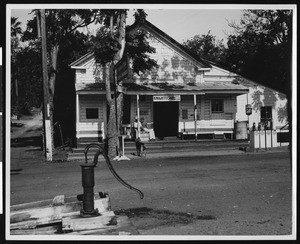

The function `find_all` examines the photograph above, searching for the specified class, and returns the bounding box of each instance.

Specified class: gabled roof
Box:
[69,52,94,68]
[203,59,287,96]
[70,20,212,70]
[127,20,212,69]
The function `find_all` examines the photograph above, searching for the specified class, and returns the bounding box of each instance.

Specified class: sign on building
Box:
[115,54,129,83]
[245,104,252,115]
[153,95,181,102]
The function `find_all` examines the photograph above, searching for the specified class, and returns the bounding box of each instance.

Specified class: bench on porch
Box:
[121,122,155,142]
[179,128,234,140]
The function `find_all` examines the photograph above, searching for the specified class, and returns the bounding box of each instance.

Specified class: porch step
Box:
[67,139,249,161]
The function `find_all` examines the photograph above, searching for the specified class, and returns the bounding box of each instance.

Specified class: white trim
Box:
[197,68,211,71]
[76,94,79,124]
[102,98,107,140]
[70,66,86,70]
[194,94,197,140]
[137,94,140,138]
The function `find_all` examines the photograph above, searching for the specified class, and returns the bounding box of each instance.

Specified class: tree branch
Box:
[67,14,98,34]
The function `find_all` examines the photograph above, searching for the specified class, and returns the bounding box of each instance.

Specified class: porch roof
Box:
[76,82,249,95]
[124,82,248,95]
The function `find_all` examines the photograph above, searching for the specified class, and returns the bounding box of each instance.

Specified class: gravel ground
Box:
[7,115,295,240]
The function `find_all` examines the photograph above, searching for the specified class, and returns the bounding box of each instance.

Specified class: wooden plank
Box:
[10,211,76,230]
[11,214,139,235]
[11,195,111,227]
[62,211,115,232]
[64,215,139,235]
[11,202,84,224]
[11,195,78,212]
[10,225,60,235]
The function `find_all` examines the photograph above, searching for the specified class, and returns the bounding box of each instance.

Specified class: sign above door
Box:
[153,95,181,102]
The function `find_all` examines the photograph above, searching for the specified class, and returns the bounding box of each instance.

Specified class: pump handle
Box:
[84,143,144,199]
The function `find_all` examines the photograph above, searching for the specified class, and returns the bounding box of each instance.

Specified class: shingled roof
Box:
[76,81,248,95]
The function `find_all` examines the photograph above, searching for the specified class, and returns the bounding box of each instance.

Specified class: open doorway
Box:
[153,102,179,138]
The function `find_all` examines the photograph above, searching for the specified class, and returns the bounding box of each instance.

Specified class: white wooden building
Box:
[69,20,251,143]
[235,78,288,130]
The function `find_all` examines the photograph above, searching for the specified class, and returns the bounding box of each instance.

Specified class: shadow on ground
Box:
[115,207,216,230]
[11,136,43,148]
[11,168,23,175]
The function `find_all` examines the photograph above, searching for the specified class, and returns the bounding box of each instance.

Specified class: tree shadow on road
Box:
[115,207,216,230]
[11,168,23,175]
[11,136,43,148]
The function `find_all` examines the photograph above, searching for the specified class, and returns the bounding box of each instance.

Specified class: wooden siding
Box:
[178,95,235,133]
[71,24,255,139]
[204,99,211,120]
[179,95,201,121]
[75,60,105,84]
[77,94,106,138]
[203,65,237,82]
[79,94,104,122]
[131,95,153,125]
[236,86,288,129]
[132,33,202,84]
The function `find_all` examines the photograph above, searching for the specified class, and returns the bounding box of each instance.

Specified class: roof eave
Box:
[70,66,86,70]
[129,20,212,69]
[69,52,94,67]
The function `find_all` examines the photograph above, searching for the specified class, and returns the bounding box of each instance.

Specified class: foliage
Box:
[11,17,22,53]
[18,9,103,149]
[22,9,101,46]
[126,29,158,74]
[92,26,122,66]
[12,10,95,142]
[226,10,292,95]
[92,9,158,75]
[91,9,158,158]
[182,31,227,68]
[11,43,43,115]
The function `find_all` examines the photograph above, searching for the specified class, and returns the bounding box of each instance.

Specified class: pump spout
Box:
[84,143,144,199]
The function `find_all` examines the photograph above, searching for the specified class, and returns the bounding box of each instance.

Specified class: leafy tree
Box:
[11,17,24,118]
[11,17,22,52]
[182,31,227,68]
[53,31,93,146]
[226,10,292,134]
[22,9,102,153]
[92,9,158,158]
[226,10,292,96]
[12,44,43,116]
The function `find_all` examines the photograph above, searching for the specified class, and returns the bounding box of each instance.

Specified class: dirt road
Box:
[9,144,292,237]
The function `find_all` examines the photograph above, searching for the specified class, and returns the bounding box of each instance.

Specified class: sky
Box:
[10,5,244,44]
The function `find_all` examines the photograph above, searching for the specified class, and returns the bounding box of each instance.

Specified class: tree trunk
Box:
[48,45,59,151]
[106,102,118,158]
[105,11,127,159]
[106,88,124,158]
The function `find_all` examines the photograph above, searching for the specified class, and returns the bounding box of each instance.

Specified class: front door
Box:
[153,102,179,138]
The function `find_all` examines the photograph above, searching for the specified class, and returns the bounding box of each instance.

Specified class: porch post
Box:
[76,93,79,139]
[137,94,140,138]
[194,94,197,141]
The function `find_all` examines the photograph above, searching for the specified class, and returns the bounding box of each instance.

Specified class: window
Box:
[260,106,272,123]
[182,109,188,119]
[86,108,99,119]
[211,99,223,113]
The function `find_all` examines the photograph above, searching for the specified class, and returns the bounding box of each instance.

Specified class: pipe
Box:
[84,143,144,199]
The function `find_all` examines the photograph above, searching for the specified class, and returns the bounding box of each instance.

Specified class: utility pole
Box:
[40,9,53,161]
